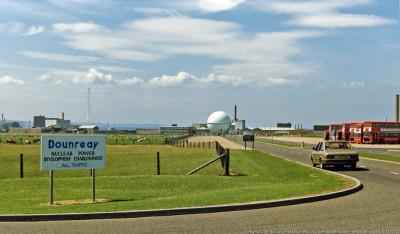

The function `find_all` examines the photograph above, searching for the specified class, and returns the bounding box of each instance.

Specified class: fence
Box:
[1,142,230,179]
[169,140,217,149]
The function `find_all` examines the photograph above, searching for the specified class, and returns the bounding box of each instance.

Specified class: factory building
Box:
[160,125,194,135]
[45,118,71,127]
[33,114,71,128]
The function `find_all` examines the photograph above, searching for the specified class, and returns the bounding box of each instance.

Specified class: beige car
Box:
[311,141,359,169]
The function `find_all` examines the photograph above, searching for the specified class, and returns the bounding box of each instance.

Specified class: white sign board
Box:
[41,135,106,171]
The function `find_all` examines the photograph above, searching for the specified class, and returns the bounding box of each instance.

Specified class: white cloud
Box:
[255,0,396,28]
[54,16,323,85]
[73,68,115,85]
[24,25,45,35]
[146,72,249,87]
[0,76,24,85]
[20,51,99,62]
[53,22,104,33]
[263,78,299,87]
[134,8,181,17]
[117,77,144,86]
[0,23,45,35]
[341,81,365,89]
[38,74,64,85]
[38,74,52,81]
[287,13,396,28]
[198,0,247,12]
[147,72,195,87]
[196,73,248,86]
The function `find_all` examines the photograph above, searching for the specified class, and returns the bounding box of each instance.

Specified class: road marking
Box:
[390,172,399,175]
[359,165,366,168]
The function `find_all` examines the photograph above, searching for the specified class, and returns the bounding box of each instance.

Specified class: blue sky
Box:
[0,0,399,128]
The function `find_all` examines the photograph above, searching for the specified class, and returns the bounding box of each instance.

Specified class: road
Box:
[1,137,400,233]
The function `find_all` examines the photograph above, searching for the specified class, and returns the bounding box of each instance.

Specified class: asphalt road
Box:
[1,138,400,233]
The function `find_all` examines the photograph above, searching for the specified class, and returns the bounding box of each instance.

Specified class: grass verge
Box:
[359,152,400,163]
[0,149,353,214]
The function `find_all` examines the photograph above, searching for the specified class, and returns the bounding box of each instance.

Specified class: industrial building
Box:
[34,113,71,128]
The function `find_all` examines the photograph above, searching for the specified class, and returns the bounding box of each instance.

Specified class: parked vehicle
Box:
[311,141,359,169]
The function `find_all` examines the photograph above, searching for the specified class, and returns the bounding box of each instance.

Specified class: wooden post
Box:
[157,152,160,175]
[225,149,230,176]
[20,154,23,178]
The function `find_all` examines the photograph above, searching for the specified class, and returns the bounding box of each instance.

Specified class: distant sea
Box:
[12,121,162,131]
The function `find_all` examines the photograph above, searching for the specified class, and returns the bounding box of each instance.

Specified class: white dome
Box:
[207,111,232,133]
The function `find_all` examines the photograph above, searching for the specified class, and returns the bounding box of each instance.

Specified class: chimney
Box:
[62,112,65,120]
[396,95,399,122]
[234,105,237,121]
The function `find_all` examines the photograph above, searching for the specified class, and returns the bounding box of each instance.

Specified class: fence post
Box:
[157,152,160,175]
[225,149,230,176]
[20,154,23,178]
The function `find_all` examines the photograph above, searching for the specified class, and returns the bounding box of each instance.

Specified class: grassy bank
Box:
[0,146,352,214]
[359,152,400,163]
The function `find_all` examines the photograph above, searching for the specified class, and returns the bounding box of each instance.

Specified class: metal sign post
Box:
[92,169,95,202]
[50,170,54,205]
[243,134,254,150]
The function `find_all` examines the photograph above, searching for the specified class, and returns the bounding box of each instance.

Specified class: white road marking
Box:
[390,172,399,175]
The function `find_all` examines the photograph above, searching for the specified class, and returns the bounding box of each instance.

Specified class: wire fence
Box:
[1,140,230,179]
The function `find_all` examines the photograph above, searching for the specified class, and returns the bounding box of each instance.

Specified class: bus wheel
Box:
[379,139,384,144]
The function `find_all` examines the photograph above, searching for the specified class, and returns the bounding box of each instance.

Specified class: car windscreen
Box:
[325,142,351,150]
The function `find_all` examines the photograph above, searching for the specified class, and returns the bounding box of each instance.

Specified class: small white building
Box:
[78,125,99,133]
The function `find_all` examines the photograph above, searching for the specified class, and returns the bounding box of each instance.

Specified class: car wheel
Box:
[350,164,357,170]
[311,157,316,167]
[320,158,326,169]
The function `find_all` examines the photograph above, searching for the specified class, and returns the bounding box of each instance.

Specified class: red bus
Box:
[363,121,400,144]
[341,123,351,141]
[323,130,329,141]
[349,123,363,144]
[329,124,343,141]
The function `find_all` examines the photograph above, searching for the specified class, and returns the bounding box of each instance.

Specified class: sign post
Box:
[243,134,255,150]
[41,135,106,204]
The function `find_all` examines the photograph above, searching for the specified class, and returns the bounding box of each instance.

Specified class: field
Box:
[0,135,353,214]
[0,133,181,146]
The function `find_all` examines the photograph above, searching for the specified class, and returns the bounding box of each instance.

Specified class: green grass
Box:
[0,146,351,214]
[0,133,183,146]
[359,152,400,163]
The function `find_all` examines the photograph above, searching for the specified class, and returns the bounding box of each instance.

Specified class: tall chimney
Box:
[234,105,237,121]
[396,95,399,122]
[62,112,65,120]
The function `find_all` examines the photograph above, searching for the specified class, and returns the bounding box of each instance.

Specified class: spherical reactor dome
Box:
[207,111,232,133]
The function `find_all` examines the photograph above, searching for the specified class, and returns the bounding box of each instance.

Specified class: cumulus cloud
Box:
[117,77,144,86]
[0,76,24,85]
[72,68,143,86]
[147,72,195,87]
[73,68,115,84]
[196,73,248,86]
[146,72,249,87]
